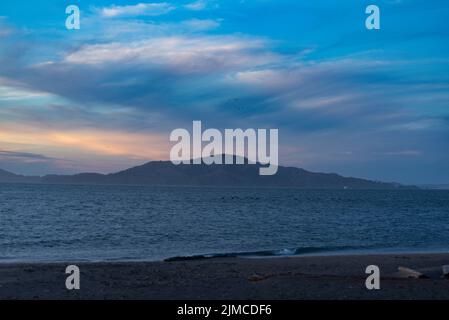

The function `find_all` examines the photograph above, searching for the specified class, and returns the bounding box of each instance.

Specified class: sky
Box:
[0,0,448,184]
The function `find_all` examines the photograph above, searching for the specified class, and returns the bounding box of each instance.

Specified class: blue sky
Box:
[0,0,448,184]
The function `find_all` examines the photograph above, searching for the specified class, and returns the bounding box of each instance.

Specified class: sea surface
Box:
[1,184,449,262]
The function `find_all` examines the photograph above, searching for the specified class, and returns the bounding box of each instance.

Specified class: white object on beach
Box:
[442,265,449,278]
[397,266,427,279]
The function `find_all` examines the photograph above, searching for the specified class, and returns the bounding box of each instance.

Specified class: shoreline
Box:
[2,247,449,265]
[1,252,449,299]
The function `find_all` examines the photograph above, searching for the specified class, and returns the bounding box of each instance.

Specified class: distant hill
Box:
[0,169,40,183]
[0,157,415,189]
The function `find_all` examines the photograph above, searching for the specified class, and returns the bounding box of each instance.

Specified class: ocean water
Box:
[1,184,449,262]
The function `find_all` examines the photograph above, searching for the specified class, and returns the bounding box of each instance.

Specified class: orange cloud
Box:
[0,125,169,161]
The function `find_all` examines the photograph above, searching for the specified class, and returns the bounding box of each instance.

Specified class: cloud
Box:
[63,36,274,72]
[0,28,13,37]
[0,83,53,101]
[98,2,175,18]
[372,150,422,157]
[387,118,449,131]
[0,149,55,161]
[77,16,223,42]
[0,17,14,37]
[185,0,208,11]
[3,23,447,138]
[0,155,84,176]
[0,117,170,174]
[4,36,446,138]
[180,19,220,32]
[0,123,169,163]
[0,149,67,175]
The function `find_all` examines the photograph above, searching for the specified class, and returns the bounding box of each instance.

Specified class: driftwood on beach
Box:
[397,266,428,279]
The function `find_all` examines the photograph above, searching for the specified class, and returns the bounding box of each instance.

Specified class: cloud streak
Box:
[98,2,175,17]
[185,0,209,11]
[0,149,55,161]
[64,36,274,71]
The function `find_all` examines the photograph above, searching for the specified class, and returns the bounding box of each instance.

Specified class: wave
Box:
[163,245,364,262]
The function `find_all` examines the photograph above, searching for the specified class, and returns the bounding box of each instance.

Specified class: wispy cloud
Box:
[63,36,275,72]
[0,84,53,101]
[180,19,220,32]
[0,149,55,161]
[185,0,209,11]
[372,150,422,157]
[98,2,175,17]
[0,17,14,37]
[0,124,169,164]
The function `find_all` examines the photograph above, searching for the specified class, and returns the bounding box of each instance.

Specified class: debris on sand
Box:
[442,265,449,279]
[397,266,428,279]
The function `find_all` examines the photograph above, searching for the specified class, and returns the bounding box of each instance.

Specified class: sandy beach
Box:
[0,253,449,300]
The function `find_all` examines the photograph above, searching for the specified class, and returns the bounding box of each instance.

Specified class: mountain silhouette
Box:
[0,156,414,189]
[0,169,40,183]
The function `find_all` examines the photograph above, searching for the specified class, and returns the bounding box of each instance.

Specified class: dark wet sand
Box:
[1,253,449,300]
